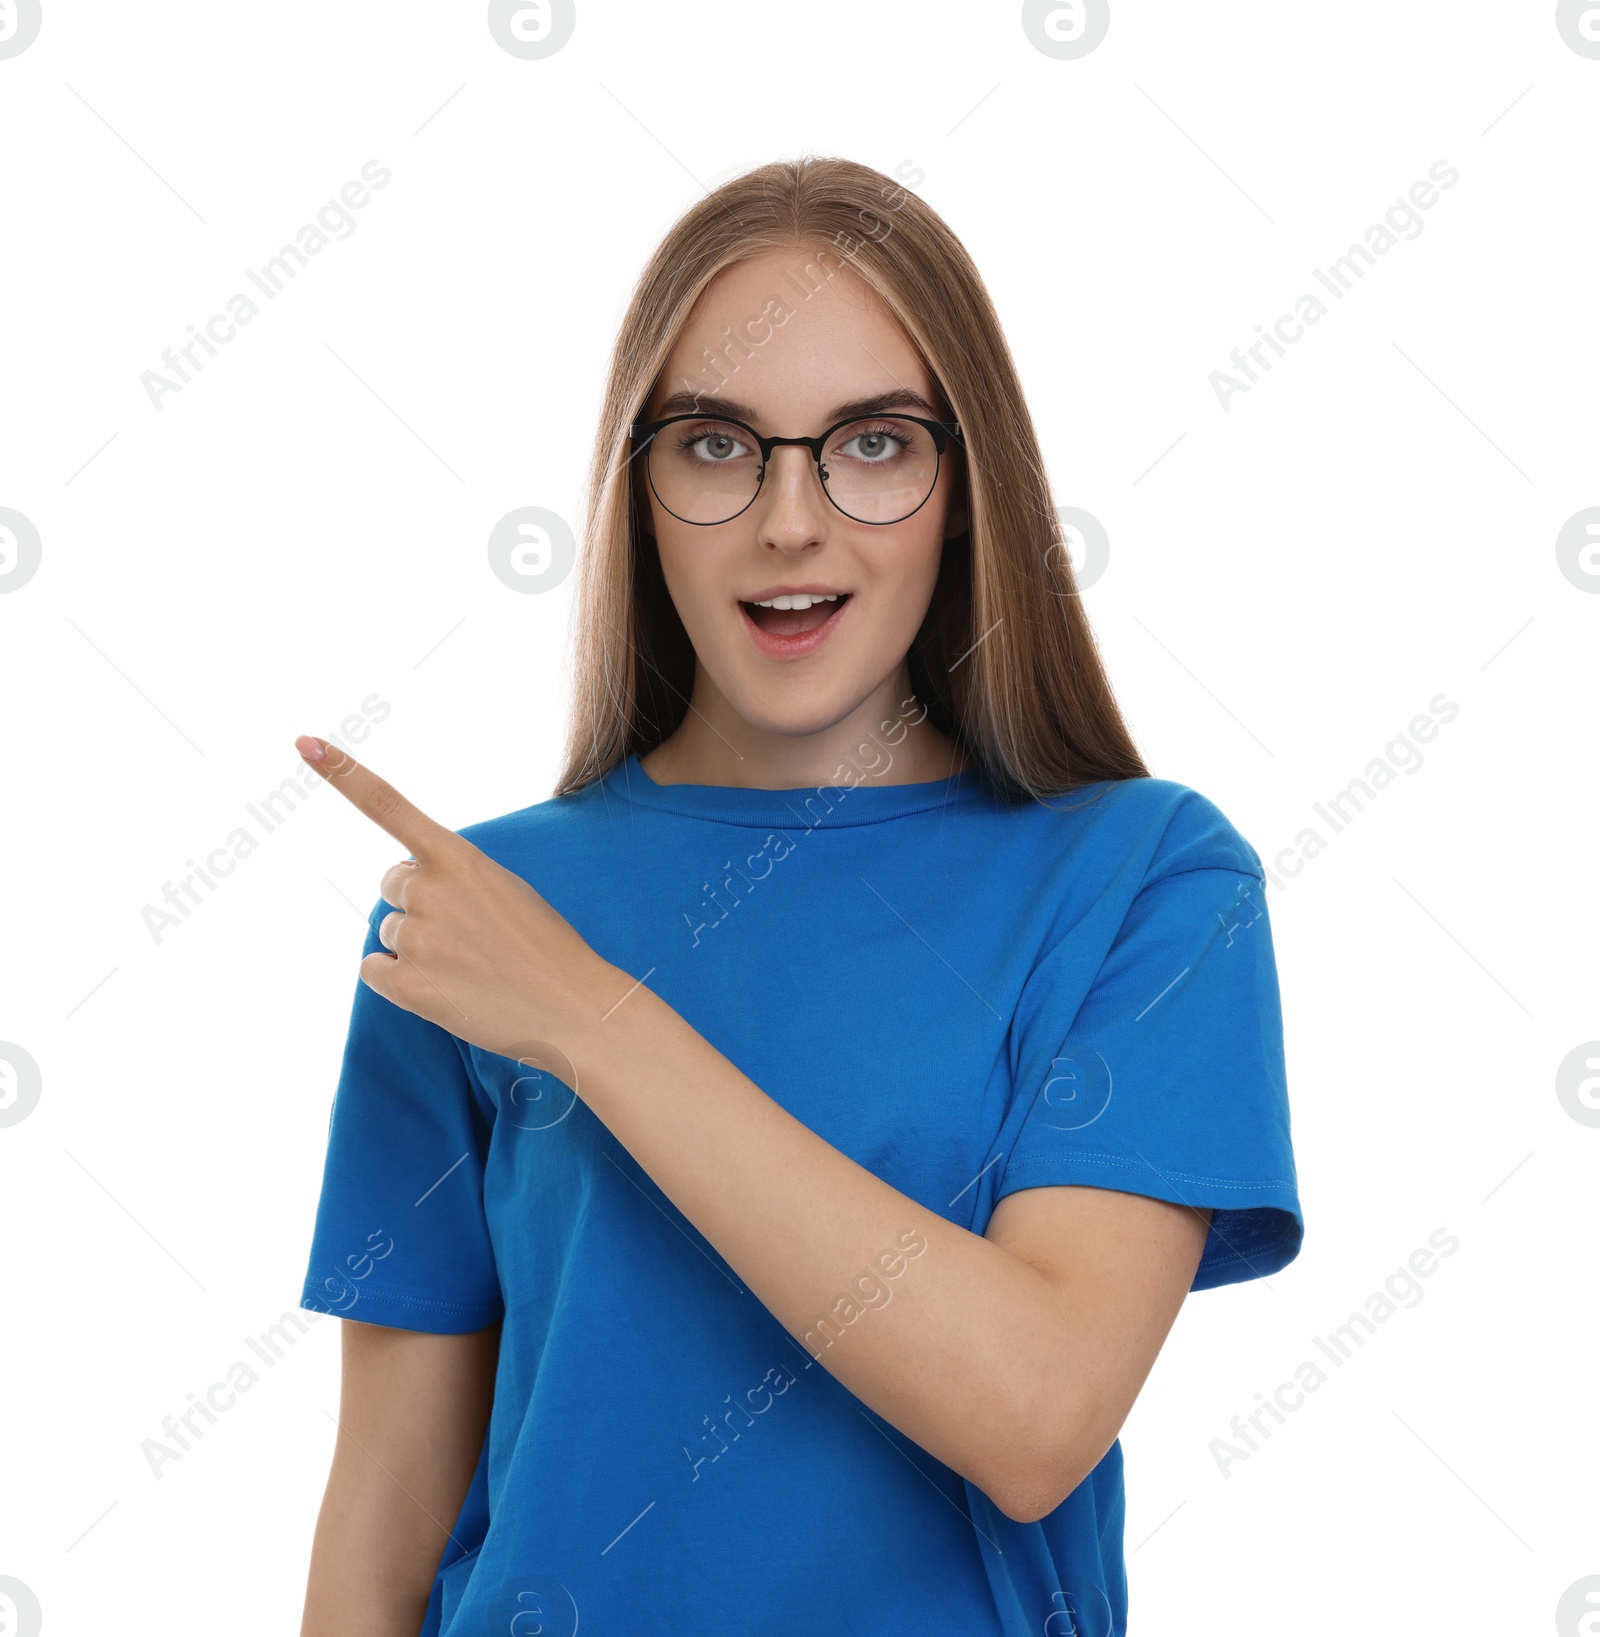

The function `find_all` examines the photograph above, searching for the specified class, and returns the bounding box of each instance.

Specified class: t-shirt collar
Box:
[599,751,991,829]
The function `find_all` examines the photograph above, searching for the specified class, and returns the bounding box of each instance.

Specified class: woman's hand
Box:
[295,734,618,1066]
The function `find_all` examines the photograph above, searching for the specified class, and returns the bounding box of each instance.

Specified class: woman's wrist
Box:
[550,954,655,1093]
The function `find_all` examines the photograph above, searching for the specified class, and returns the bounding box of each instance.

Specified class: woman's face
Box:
[639,244,966,750]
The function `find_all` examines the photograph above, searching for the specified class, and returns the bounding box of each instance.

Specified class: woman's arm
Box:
[295,741,1213,1526]
[568,980,1211,1524]
[300,1319,498,1637]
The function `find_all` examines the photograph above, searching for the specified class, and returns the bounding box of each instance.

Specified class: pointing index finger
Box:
[295,735,457,858]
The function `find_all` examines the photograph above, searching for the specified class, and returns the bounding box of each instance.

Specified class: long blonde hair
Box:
[555,155,1148,803]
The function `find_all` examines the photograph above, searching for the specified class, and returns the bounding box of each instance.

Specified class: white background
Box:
[1,2,1595,1632]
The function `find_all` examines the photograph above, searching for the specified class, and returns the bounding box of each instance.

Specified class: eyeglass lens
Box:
[647,416,940,525]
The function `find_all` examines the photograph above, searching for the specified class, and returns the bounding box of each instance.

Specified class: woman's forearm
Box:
[301,1321,497,1636]
[567,966,1079,1511]
[301,1454,440,1636]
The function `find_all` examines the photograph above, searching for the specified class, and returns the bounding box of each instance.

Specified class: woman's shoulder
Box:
[1023,773,1266,885]
[449,774,617,860]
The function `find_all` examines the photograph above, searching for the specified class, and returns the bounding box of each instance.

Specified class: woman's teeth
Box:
[742,592,849,637]
[749,593,842,609]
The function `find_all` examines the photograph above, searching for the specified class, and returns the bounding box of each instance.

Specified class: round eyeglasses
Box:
[630,409,963,527]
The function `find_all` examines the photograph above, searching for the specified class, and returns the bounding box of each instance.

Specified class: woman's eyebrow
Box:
[650,387,942,426]
[825,389,943,423]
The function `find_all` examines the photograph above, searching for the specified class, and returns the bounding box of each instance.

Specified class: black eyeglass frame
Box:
[629,410,965,527]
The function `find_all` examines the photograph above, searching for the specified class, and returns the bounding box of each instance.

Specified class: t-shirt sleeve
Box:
[299,902,504,1332]
[995,860,1303,1291]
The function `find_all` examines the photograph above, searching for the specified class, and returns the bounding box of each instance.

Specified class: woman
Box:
[295,156,1303,1636]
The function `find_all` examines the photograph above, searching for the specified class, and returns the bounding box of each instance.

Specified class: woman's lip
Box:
[738,594,852,660]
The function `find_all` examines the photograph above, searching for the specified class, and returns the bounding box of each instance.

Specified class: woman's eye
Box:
[683,428,749,462]
[839,427,906,463]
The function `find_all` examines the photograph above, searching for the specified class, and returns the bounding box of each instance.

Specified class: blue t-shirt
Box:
[300,753,1303,1637]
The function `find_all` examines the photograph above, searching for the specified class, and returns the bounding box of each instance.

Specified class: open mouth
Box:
[739,593,852,638]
